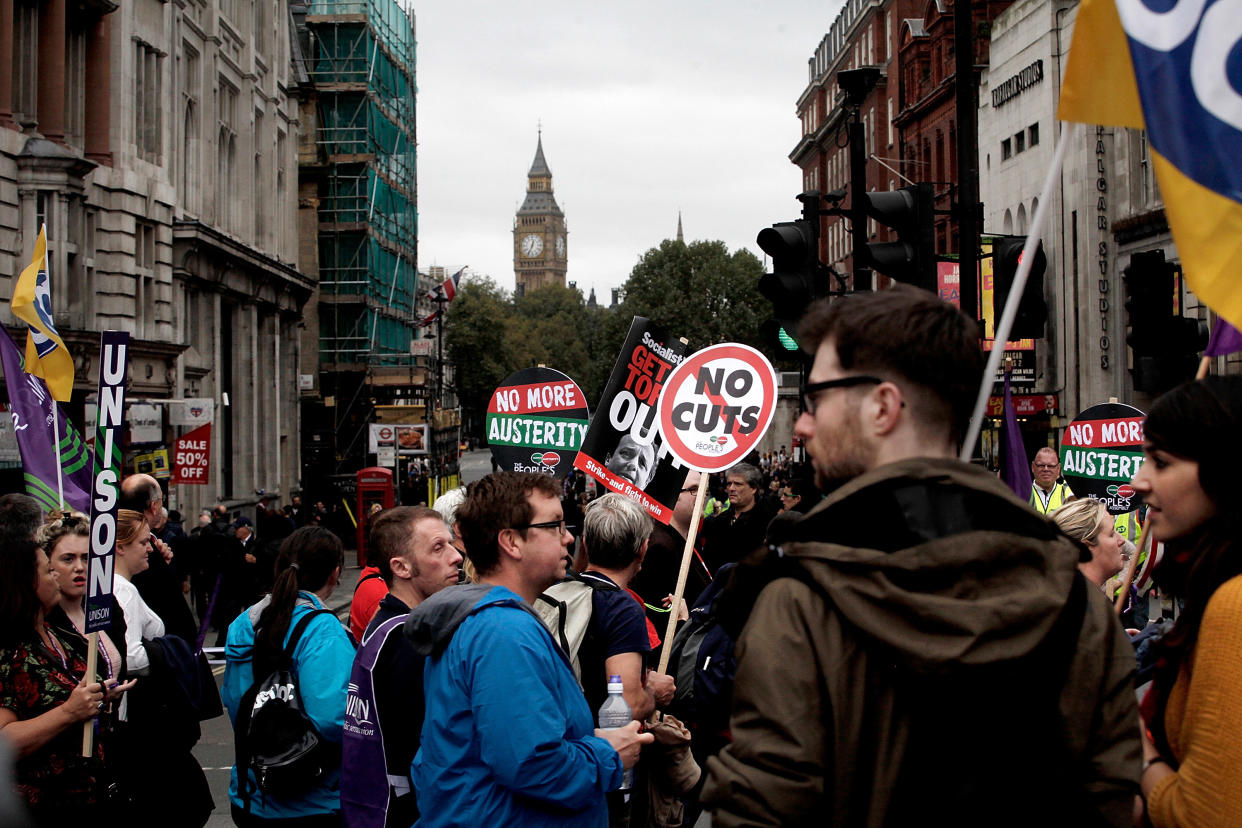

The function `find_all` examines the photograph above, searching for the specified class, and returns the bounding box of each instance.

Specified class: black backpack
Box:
[667,564,737,731]
[234,608,338,808]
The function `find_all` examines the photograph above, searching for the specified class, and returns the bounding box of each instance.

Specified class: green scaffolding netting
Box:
[308,0,419,369]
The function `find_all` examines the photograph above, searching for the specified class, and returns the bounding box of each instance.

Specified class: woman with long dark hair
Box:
[222,525,354,826]
[0,537,111,825]
[1131,376,1242,825]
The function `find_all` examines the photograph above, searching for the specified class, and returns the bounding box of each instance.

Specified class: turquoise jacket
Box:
[222,592,356,819]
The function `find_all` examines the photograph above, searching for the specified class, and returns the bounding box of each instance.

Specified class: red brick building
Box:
[895,0,1013,255]
[792,0,1012,282]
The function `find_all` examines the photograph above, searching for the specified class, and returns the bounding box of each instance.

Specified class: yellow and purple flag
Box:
[11,226,74,401]
[1059,0,1242,329]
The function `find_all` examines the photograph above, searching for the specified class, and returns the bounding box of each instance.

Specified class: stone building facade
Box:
[0,0,310,515]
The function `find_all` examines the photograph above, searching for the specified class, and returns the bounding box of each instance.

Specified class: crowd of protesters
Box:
[1,289,1240,827]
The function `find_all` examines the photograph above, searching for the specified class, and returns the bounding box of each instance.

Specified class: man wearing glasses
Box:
[703,287,1140,827]
[1029,446,1074,515]
[405,472,651,827]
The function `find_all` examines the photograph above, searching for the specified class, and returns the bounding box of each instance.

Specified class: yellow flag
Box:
[1057,0,1242,331]
[11,226,74,401]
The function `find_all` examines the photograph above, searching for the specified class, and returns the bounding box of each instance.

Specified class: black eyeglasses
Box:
[801,375,884,414]
[513,519,572,534]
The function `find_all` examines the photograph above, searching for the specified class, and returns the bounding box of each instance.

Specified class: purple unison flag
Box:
[1204,317,1242,358]
[999,367,1032,500]
[0,326,92,511]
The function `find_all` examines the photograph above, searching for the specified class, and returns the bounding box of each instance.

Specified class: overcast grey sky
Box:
[414,1,845,300]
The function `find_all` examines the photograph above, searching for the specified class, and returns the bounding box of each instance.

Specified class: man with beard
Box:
[702,286,1140,827]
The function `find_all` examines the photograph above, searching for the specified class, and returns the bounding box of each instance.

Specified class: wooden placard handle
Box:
[81,631,98,757]
[657,473,709,675]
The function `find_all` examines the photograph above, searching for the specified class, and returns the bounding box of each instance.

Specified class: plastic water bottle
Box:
[597,674,633,790]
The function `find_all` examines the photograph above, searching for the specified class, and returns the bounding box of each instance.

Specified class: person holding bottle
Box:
[405,472,652,827]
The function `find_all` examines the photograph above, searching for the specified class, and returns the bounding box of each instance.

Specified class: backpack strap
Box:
[536,593,573,656]
[283,607,334,665]
[353,571,384,597]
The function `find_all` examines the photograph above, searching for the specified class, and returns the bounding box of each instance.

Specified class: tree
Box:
[444,277,513,435]
[619,239,768,354]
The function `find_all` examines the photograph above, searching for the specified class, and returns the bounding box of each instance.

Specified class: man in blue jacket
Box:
[405,472,651,827]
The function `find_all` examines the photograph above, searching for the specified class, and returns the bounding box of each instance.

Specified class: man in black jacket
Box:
[342,506,462,828]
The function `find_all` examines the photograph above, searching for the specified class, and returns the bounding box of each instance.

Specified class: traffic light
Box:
[1123,251,1206,393]
[757,218,818,352]
[992,236,1048,339]
[858,182,935,290]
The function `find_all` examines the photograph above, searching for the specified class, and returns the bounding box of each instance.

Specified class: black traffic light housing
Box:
[757,220,817,351]
[992,235,1048,339]
[858,182,936,291]
[1123,251,1207,393]
[757,192,826,352]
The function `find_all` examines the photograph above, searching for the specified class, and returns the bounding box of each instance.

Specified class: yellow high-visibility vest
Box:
[1029,481,1072,515]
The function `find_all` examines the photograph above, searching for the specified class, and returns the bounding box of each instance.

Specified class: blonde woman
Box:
[40,511,126,687]
[1050,499,1127,589]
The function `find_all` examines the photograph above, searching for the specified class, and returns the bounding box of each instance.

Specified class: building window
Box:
[12,2,38,125]
[254,109,264,245]
[65,26,87,147]
[134,41,164,163]
[1001,138,1012,161]
[253,0,267,55]
[35,191,53,238]
[218,80,238,232]
[136,221,156,270]
[1015,131,1026,154]
[1029,123,1040,147]
[182,46,201,214]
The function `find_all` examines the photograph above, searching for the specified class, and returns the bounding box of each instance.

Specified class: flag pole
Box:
[961,121,1080,461]
[53,405,64,509]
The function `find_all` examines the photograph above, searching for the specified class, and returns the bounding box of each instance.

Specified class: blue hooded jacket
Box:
[404,584,622,827]
[222,592,355,819]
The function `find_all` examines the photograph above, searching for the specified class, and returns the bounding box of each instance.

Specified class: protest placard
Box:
[1059,402,1146,514]
[655,342,778,472]
[83,330,128,755]
[574,318,691,523]
[487,367,588,478]
[651,341,777,671]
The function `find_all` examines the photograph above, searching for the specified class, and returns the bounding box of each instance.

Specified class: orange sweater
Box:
[1148,574,1242,827]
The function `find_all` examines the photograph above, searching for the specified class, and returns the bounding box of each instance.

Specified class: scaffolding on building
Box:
[307,0,417,368]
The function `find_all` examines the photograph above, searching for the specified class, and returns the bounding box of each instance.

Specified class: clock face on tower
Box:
[556,235,565,258]
[521,234,543,258]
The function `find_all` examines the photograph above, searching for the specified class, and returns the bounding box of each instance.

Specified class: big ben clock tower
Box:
[514,131,568,294]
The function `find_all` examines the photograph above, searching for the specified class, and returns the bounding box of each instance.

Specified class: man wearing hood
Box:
[404,472,651,827]
[702,287,1141,826]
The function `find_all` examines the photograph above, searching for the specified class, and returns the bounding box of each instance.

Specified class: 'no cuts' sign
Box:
[656,343,777,472]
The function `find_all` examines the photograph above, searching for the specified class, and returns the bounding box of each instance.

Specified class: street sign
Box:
[1059,402,1146,514]
[656,342,778,473]
[486,367,589,479]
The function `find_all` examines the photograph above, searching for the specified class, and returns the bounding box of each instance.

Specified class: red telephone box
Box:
[355,467,394,568]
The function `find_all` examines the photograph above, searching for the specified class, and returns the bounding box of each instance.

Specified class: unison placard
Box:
[84,331,129,633]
